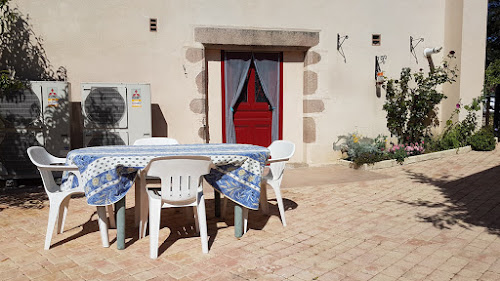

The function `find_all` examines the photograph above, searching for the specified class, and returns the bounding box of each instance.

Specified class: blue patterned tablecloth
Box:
[65,143,269,210]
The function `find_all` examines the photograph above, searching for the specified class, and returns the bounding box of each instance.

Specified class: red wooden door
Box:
[233,62,273,147]
[222,51,283,147]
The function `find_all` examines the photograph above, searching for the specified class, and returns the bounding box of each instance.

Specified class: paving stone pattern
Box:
[1,148,500,280]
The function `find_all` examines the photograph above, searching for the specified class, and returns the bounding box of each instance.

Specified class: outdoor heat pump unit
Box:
[81,83,152,147]
[0,81,71,179]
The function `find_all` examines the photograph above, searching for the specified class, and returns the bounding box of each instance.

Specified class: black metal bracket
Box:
[410,36,424,64]
[337,33,349,63]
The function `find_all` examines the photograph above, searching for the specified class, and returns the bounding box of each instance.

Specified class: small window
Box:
[150,18,157,32]
[372,34,381,46]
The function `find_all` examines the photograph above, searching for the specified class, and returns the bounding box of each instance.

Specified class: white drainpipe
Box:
[423,47,442,72]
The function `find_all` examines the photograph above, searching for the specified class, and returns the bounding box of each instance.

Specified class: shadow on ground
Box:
[221,197,298,232]
[0,180,46,211]
[399,165,500,235]
[50,210,104,249]
[0,179,86,212]
[118,205,215,252]
[121,195,298,255]
[0,184,298,254]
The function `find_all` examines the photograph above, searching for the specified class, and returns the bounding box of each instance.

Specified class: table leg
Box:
[214,191,221,217]
[234,205,243,238]
[115,197,126,250]
[134,177,141,226]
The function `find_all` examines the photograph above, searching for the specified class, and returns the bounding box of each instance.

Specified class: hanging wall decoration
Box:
[375,55,387,98]
[410,36,424,64]
[337,33,349,63]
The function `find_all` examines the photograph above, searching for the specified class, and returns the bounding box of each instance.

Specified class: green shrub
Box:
[470,127,496,151]
[435,98,481,150]
[334,133,385,160]
[352,152,391,166]
[383,52,458,143]
[334,133,391,166]
[423,136,441,153]
[439,128,462,150]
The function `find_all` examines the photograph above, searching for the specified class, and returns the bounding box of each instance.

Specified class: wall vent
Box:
[150,18,157,32]
[372,34,381,46]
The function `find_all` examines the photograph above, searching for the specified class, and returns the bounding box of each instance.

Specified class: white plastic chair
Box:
[133,137,179,226]
[138,156,212,258]
[133,137,179,145]
[27,146,113,250]
[238,140,295,233]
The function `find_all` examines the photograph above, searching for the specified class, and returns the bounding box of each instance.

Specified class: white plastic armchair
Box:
[221,140,295,233]
[240,140,295,233]
[133,137,179,226]
[261,140,295,225]
[27,146,113,250]
[138,156,212,258]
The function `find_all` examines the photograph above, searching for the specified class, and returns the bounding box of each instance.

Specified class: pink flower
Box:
[456,103,460,109]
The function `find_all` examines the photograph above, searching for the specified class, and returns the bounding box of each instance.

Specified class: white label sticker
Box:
[47,88,59,107]
[131,89,141,108]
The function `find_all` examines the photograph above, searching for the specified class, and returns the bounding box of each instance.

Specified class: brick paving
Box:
[1,148,500,280]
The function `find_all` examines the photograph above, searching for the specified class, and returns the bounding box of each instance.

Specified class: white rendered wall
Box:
[458,0,488,121]
[12,0,487,165]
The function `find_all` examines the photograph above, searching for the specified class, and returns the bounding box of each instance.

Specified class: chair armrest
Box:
[265,157,290,165]
[37,164,80,172]
[53,157,67,164]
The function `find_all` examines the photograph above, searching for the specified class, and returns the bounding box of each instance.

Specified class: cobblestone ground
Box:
[1,148,500,280]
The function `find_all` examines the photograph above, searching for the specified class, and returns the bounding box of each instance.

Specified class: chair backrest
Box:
[27,146,66,193]
[143,156,212,204]
[133,137,179,145]
[267,140,295,181]
[268,140,295,160]
[27,146,63,166]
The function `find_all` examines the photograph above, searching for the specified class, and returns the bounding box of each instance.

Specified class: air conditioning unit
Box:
[81,83,151,146]
[83,130,128,147]
[0,81,71,179]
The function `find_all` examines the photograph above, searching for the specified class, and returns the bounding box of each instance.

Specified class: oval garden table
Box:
[64,143,269,249]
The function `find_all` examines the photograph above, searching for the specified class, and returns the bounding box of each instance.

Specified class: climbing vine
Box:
[383,51,458,143]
